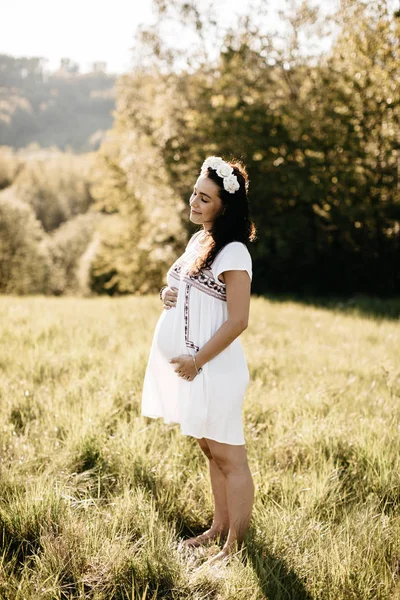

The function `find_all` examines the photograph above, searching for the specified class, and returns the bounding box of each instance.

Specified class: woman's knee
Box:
[205,439,249,475]
[197,437,213,460]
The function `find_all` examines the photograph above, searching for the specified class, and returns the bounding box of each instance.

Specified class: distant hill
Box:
[0,54,118,151]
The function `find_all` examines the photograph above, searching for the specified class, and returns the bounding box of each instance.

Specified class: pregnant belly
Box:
[154,307,181,360]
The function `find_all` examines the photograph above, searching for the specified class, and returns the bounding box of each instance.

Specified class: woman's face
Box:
[189,174,224,231]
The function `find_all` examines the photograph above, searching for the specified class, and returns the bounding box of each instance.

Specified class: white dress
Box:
[141,230,253,445]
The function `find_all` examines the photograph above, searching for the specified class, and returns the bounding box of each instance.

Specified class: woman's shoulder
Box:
[211,240,252,282]
[218,240,251,257]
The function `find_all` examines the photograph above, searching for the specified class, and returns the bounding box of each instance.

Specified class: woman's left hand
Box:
[169,355,198,381]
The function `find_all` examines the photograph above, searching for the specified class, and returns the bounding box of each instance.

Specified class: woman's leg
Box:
[184,438,230,547]
[209,457,230,532]
[204,438,254,559]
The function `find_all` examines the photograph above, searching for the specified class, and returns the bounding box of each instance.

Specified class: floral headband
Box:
[200,156,240,194]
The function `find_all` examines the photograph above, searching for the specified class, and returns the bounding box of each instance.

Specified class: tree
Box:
[92,0,400,295]
[0,191,50,294]
[89,129,185,294]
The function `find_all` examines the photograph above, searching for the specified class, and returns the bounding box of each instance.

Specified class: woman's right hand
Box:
[162,286,178,309]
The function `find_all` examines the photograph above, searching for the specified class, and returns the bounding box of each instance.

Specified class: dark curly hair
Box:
[187,157,257,276]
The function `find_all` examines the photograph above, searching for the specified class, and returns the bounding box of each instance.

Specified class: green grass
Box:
[0,294,399,599]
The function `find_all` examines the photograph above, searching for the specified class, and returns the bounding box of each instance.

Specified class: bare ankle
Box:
[211,522,229,535]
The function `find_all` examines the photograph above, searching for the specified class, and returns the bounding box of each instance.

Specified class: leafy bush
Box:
[0,146,22,190]
[13,151,95,232]
[45,212,102,296]
[0,190,50,294]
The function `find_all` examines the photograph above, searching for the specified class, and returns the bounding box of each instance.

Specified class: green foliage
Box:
[46,212,102,296]
[13,150,95,232]
[0,191,50,294]
[0,147,103,296]
[89,129,186,295]
[1,1,399,297]
[0,146,22,190]
[93,0,399,295]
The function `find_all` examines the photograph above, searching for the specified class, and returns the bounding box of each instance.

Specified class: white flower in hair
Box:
[201,156,240,194]
[202,156,223,171]
[216,162,233,178]
[223,173,240,193]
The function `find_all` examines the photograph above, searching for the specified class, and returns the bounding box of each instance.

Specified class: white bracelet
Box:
[192,354,203,374]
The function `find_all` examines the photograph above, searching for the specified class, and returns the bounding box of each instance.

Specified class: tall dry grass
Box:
[0,294,399,599]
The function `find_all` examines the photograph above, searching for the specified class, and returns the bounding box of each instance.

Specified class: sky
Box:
[2,0,155,74]
[2,0,336,75]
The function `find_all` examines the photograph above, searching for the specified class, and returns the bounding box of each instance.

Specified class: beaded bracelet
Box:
[159,285,168,301]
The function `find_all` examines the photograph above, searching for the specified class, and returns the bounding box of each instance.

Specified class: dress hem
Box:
[141,413,246,446]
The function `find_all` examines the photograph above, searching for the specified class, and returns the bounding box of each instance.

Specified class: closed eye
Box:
[192,191,208,203]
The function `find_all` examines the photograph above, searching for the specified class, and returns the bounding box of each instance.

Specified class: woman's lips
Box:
[191,209,201,214]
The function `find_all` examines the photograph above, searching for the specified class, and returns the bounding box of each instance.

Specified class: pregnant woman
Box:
[141,155,257,564]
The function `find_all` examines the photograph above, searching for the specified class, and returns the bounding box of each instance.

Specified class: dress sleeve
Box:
[212,242,252,283]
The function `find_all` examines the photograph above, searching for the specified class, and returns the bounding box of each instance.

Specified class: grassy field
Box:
[0,294,399,600]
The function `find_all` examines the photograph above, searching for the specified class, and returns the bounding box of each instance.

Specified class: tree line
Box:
[0,54,116,151]
[0,0,399,296]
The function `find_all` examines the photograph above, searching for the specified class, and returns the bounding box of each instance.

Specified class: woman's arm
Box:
[195,269,251,369]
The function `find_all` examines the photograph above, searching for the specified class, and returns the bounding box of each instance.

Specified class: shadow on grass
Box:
[261,292,400,321]
[177,509,315,599]
[133,454,314,600]
[244,527,314,600]
[131,456,205,537]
